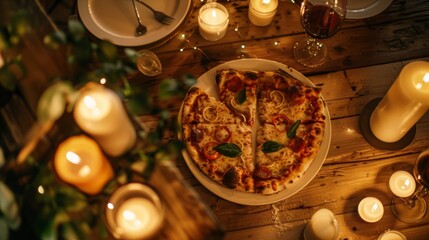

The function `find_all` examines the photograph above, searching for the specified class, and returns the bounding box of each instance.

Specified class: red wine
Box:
[302,5,343,39]
[415,153,429,188]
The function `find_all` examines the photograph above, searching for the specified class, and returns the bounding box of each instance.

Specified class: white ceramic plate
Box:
[78,0,191,46]
[346,0,393,19]
[179,59,331,206]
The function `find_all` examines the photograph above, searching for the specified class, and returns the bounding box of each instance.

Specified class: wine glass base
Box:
[391,196,427,224]
[293,38,327,67]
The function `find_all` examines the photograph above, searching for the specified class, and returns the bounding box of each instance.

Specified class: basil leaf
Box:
[214,143,242,158]
[287,120,301,139]
[236,88,246,105]
[262,141,284,153]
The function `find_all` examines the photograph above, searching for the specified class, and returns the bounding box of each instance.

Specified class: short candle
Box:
[105,183,164,240]
[370,61,429,142]
[248,0,278,26]
[198,2,229,41]
[74,83,137,157]
[358,197,384,223]
[54,135,114,195]
[378,230,407,240]
[389,171,416,198]
[303,208,339,240]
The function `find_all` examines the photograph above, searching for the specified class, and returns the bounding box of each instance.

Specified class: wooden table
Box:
[132,0,429,239]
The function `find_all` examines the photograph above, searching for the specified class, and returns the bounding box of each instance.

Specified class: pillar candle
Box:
[105,183,164,240]
[54,135,114,195]
[198,2,229,41]
[303,208,339,240]
[378,230,407,240]
[389,171,416,198]
[370,61,429,142]
[358,197,384,223]
[73,83,137,157]
[248,0,278,26]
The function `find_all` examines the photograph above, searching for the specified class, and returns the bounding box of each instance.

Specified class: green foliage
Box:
[0,11,194,240]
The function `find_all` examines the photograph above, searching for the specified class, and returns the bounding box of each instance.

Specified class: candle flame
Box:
[371,203,379,213]
[123,210,143,228]
[83,95,102,116]
[66,151,81,164]
[211,9,217,18]
[262,0,270,4]
[107,203,114,210]
[401,178,410,190]
[424,73,429,83]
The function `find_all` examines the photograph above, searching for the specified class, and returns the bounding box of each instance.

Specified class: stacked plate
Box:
[78,0,192,47]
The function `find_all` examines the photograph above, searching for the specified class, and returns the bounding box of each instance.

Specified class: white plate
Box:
[346,0,393,19]
[78,0,191,46]
[179,59,332,206]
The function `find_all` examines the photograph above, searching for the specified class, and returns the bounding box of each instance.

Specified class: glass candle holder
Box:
[378,230,407,240]
[248,0,278,26]
[198,2,229,41]
[136,50,162,76]
[105,183,165,240]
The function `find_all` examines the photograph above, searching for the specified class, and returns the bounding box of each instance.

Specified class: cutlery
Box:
[131,0,147,36]
[136,0,175,25]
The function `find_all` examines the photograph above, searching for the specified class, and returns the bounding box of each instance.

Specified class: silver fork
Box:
[131,0,147,36]
[136,0,175,25]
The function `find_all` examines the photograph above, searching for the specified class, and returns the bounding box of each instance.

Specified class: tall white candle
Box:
[248,0,278,26]
[358,197,384,223]
[389,171,416,198]
[73,83,137,157]
[303,208,339,240]
[198,2,229,41]
[370,61,429,142]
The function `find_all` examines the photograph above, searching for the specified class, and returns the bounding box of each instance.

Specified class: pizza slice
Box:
[182,123,255,192]
[182,87,244,124]
[254,120,324,194]
[215,69,259,126]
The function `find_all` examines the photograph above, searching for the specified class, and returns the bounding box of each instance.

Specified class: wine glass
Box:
[293,0,347,67]
[390,149,429,223]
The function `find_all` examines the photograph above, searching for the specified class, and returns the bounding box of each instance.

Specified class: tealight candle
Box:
[198,2,229,41]
[105,183,164,240]
[73,83,137,157]
[378,230,407,240]
[248,0,278,26]
[358,197,384,223]
[370,61,429,142]
[389,171,416,198]
[54,135,114,195]
[303,208,339,240]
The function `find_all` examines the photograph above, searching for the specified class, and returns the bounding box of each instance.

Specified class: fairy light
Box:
[99,77,107,85]
[37,185,45,194]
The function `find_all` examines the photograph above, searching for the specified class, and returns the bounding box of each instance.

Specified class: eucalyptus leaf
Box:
[68,19,85,41]
[0,217,9,240]
[214,143,242,158]
[0,181,21,230]
[0,67,17,91]
[36,81,75,123]
[41,211,70,240]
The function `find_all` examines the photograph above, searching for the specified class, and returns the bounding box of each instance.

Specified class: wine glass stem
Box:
[404,184,428,208]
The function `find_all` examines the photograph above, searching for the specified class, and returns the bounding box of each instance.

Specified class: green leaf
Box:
[36,81,76,123]
[262,141,284,153]
[287,120,301,139]
[214,143,242,158]
[0,217,9,240]
[99,41,117,61]
[159,78,179,100]
[68,19,85,41]
[236,87,246,104]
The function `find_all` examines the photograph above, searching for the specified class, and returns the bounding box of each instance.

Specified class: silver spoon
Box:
[131,0,147,36]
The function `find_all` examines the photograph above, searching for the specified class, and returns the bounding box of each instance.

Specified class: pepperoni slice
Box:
[253,166,272,180]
